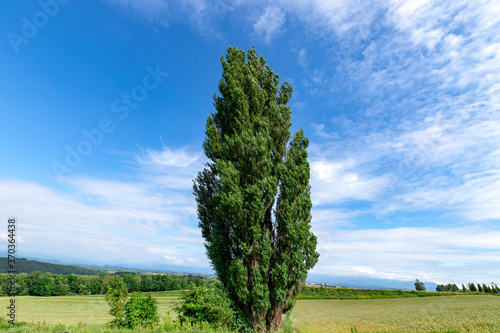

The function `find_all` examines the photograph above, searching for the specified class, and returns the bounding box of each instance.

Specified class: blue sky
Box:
[1,0,499,285]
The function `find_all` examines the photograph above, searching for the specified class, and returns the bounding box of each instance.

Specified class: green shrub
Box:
[123,292,159,328]
[104,276,128,327]
[175,283,235,328]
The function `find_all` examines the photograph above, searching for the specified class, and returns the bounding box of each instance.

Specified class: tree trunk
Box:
[250,304,267,332]
[266,304,284,332]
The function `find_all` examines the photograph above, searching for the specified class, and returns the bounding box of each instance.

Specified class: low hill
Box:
[0,257,100,275]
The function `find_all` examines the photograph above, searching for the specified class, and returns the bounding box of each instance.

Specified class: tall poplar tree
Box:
[193,46,319,332]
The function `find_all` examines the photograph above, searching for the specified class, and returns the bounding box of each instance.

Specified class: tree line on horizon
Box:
[0,272,206,297]
[435,282,499,293]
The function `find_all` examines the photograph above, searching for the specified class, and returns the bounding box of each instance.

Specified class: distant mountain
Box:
[70,260,214,276]
[0,257,100,275]
[84,263,213,277]
[307,273,438,291]
[24,256,66,265]
[4,257,214,277]
[4,257,438,290]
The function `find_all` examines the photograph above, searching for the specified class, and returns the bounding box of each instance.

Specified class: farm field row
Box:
[1,293,499,332]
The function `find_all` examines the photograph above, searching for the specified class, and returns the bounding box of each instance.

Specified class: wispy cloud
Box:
[252,6,286,43]
[104,0,170,27]
[137,146,201,168]
[301,0,500,226]
[103,0,234,38]
[297,48,307,68]
[310,159,391,205]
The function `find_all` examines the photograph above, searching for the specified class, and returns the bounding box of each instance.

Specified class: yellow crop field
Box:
[290,295,500,333]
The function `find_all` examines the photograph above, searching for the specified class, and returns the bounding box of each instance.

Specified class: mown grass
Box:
[4,292,181,325]
[1,293,499,332]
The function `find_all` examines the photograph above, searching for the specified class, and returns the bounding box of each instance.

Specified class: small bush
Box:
[175,283,234,328]
[123,292,159,328]
[104,276,128,327]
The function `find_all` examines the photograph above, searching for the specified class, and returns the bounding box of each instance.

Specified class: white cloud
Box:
[392,170,500,221]
[311,208,357,228]
[310,123,339,140]
[137,146,200,168]
[0,146,208,268]
[297,48,307,68]
[309,159,391,205]
[312,226,500,284]
[104,0,170,26]
[252,6,286,43]
[103,0,234,38]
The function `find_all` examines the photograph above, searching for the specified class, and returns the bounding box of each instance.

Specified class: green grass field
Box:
[6,292,182,325]
[1,293,499,332]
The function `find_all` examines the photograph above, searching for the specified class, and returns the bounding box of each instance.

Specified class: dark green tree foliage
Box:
[123,292,159,329]
[414,279,426,291]
[193,46,319,331]
[468,282,477,292]
[31,274,56,296]
[0,272,205,296]
[105,276,128,327]
[176,284,234,327]
[120,273,141,292]
[477,283,483,292]
[436,283,459,292]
